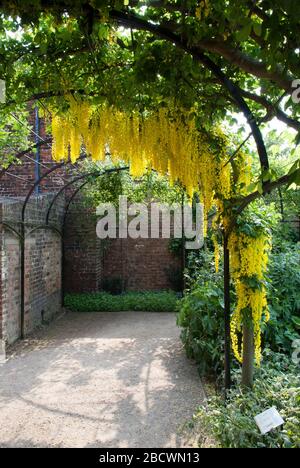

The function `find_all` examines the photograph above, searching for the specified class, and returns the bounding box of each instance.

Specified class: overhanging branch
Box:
[110,9,269,172]
[191,40,293,93]
[129,2,294,92]
[240,90,300,132]
[236,174,293,216]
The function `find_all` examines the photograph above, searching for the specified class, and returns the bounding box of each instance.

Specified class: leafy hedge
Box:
[65,291,179,312]
[177,281,225,378]
[177,249,227,379]
[177,244,300,378]
[195,356,300,448]
[178,244,300,449]
[265,244,300,354]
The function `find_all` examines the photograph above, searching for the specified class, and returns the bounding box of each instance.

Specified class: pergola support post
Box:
[223,235,231,393]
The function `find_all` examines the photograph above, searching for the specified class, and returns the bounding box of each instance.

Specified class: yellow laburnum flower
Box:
[228,231,271,365]
[50,101,271,367]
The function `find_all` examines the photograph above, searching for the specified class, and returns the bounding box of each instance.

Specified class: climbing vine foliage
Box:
[51,97,271,365]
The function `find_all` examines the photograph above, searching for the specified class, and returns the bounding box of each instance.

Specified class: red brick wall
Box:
[0,196,63,344]
[64,202,103,293]
[1,231,21,343]
[63,204,183,293]
[0,112,68,198]
[0,110,183,306]
[102,236,182,291]
[24,228,62,334]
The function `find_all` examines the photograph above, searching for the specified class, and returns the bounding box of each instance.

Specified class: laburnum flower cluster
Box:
[51,97,270,365]
[228,231,272,365]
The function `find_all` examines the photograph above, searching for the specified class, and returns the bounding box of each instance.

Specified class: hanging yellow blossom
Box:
[50,98,270,367]
[228,230,272,365]
[196,0,210,20]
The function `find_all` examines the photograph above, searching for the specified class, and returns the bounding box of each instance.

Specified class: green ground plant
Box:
[194,356,300,448]
[265,244,300,354]
[177,240,300,378]
[178,206,300,448]
[65,291,179,313]
[177,249,225,379]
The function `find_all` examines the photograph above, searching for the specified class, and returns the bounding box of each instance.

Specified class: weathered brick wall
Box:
[102,209,183,291]
[64,204,183,293]
[0,113,69,198]
[0,109,183,301]
[24,228,62,334]
[103,236,182,291]
[0,228,20,343]
[0,195,64,345]
[64,201,103,293]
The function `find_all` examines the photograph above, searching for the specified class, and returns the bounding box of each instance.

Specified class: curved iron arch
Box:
[62,179,91,227]
[1,222,22,240]
[26,225,63,239]
[45,170,102,225]
[0,139,52,179]
[21,155,87,224]
[46,166,129,225]
[0,152,86,340]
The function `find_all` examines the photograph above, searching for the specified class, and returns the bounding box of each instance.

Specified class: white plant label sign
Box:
[255,407,284,435]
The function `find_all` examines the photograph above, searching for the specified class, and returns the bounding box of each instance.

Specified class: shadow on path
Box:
[0,312,205,448]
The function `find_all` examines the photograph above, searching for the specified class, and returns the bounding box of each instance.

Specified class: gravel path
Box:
[0,312,204,448]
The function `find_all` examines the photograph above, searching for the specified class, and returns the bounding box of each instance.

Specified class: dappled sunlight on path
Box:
[0,312,204,448]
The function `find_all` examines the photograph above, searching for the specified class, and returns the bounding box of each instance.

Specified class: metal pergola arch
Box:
[45,166,130,226]
[0,139,52,178]
[45,166,129,311]
[0,143,129,339]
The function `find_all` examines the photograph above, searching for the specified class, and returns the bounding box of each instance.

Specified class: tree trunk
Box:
[242,324,255,388]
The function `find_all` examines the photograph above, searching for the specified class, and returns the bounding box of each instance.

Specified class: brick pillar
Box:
[64,201,103,293]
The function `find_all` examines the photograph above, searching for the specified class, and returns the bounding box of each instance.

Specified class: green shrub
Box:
[64,291,179,312]
[177,249,227,379]
[177,243,300,381]
[177,282,225,378]
[195,356,300,448]
[265,243,300,354]
[184,248,220,289]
